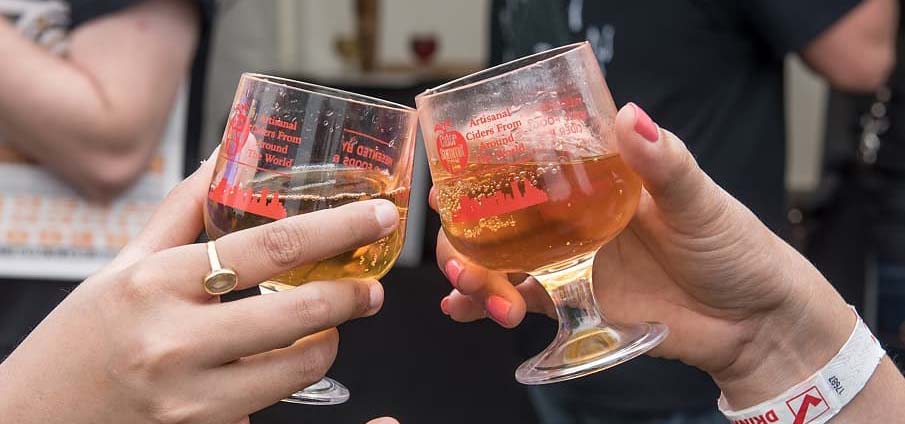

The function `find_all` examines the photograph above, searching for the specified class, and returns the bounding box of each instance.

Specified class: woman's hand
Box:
[0,155,401,424]
[433,103,856,408]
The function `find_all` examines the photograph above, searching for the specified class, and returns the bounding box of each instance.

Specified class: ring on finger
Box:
[203,240,238,296]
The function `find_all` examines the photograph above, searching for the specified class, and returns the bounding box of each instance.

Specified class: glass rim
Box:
[242,73,417,114]
[415,42,589,101]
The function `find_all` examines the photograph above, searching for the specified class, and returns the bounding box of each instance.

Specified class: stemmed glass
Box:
[416,42,668,384]
[205,73,417,403]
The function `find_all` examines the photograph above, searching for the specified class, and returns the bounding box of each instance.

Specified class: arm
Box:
[0,156,398,423]
[712,243,905,420]
[801,0,898,92]
[0,0,199,201]
[435,103,905,420]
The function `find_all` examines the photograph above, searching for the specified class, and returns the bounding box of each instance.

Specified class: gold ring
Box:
[203,241,238,296]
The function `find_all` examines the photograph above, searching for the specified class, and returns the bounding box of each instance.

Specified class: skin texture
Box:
[0,0,199,200]
[0,153,402,424]
[434,103,905,418]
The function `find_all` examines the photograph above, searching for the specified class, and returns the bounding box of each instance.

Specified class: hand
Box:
[433,103,854,407]
[0,154,401,424]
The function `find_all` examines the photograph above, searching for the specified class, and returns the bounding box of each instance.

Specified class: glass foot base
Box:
[515,321,668,385]
[280,377,350,405]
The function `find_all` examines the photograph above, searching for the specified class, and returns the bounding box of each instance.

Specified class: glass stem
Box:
[532,254,606,334]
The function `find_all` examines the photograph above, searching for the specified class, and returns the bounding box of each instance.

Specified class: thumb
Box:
[614,102,725,225]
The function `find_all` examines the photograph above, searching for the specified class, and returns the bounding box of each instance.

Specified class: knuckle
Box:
[294,353,327,384]
[260,222,315,268]
[109,336,204,424]
[113,266,160,305]
[145,397,204,424]
[292,288,332,328]
[352,282,371,315]
[297,333,338,383]
[163,178,193,204]
[124,335,188,378]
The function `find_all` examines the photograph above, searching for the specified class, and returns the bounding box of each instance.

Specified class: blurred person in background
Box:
[482,0,897,422]
[0,0,213,360]
[807,0,905,369]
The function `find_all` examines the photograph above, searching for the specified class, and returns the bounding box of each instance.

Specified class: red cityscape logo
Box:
[209,178,287,220]
[453,179,548,223]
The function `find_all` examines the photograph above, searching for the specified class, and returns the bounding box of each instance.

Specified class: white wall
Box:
[285,0,489,76]
[205,0,490,148]
[377,0,489,66]
[785,57,828,193]
[203,0,280,152]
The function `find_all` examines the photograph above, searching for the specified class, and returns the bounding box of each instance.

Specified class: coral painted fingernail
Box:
[444,259,463,289]
[629,102,659,142]
[440,296,451,315]
[486,295,512,326]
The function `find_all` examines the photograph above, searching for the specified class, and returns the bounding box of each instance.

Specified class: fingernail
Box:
[368,282,383,312]
[440,296,451,315]
[200,146,219,166]
[374,202,399,230]
[486,295,512,326]
[428,186,438,207]
[629,102,659,142]
[192,147,220,175]
[207,146,220,161]
[444,259,463,289]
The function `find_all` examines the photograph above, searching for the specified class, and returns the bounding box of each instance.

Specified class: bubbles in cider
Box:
[434,153,640,273]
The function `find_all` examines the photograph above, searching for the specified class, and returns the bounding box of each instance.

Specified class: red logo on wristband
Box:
[787,386,829,424]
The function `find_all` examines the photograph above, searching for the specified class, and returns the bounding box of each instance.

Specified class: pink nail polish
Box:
[440,297,451,315]
[629,102,659,142]
[486,295,512,326]
[444,259,463,289]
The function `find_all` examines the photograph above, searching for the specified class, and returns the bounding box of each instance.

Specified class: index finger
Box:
[141,198,400,297]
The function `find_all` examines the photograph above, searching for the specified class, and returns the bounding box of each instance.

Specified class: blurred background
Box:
[1,0,901,423]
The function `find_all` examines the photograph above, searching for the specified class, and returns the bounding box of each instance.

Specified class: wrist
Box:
[711,254,855,409]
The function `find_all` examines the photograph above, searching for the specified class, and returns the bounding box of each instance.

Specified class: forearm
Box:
[0,0,198,200]
[832,358,905,421]
[0,20,162,195]
[802,0,899,92]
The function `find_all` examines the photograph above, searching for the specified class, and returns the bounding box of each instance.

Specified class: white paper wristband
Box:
[718,306,885,424]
